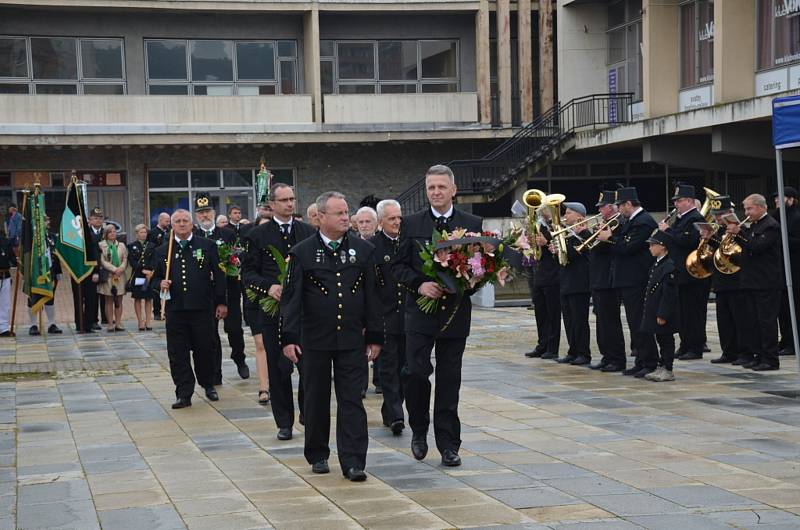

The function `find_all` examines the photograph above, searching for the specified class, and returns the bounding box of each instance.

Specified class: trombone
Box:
[575,212,622,253]
[549,213,604,238]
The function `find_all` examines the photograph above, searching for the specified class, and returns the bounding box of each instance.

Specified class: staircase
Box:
[396,93,635,212]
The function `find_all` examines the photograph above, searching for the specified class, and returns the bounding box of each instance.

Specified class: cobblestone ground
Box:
[2,288,800,529]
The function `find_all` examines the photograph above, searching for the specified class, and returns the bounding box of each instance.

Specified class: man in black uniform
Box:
[370,199,406,435]
[772,187,800,356]
[699,197,755,365]
[727,194,782,370]
[657,184,706,360]
[147,212,170,321]
[242,183,315,440]
[528,208,561,360]
[589,191,626,372]
[556,202,592,366]
[596,187,657,377]
[153,209,228,408]
[393,164,482,467]
[192,193,248,383]
[281,191,383,482]
[0,226,16,337]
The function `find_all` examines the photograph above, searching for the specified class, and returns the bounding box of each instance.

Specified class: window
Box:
[145,39,297,95]
[757,0,800,70]
[320,39,459,94]
[680,0,714,87]
[0,36,125,94]
[606,1,643,102]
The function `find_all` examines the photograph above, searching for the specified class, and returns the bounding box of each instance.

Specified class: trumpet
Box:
[575,212,622,253]
[713,217,750,275]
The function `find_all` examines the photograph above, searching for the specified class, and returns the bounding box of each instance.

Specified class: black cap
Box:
[646,230,669,246]
[709,195,734,214]
[194,193,213,212]
[614,187,639,205]
[89,206,103,217]
[596,191,616,207]
[671,183,696,201]
[771,186,799,200]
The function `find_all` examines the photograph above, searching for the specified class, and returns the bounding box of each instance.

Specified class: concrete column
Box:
[642,0,679,118]
[518,0,534,123]
[714,0,754,104]
[303,8,322,124]
[497,0,513,126]
[539,0,554,112]
[476,0,492,124]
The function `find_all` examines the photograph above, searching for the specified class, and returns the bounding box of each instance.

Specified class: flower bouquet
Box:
[217,242,242,278]
[416,228,524,314]
[245,245,287,317]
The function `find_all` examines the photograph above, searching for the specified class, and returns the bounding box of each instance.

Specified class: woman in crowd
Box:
[127,224,155,331]
[98,224,128,332]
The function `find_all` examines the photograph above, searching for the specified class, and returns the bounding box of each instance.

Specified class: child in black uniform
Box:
[641,231,678,382]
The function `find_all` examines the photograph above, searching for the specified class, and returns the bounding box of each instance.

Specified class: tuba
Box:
[699,187,721,222]
[522,189,547,261]
[686,231,717,279]
[545,193,568,266]
[713,217,749,275]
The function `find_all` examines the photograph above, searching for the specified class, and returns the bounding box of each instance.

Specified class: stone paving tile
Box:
[626,514,732,530]
[646,484,765,508]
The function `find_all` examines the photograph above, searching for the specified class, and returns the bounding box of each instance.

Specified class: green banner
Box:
[54,177,96,283]
[22,187,54,313]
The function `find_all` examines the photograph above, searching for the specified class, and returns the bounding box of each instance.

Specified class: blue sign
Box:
[773,94,800,149]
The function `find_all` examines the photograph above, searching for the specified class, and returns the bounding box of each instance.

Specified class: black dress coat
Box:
[641,256,678,334]
[735,213,782,291]
[369,231,405,335]
[659,208,704,285]
[610,210,657,289]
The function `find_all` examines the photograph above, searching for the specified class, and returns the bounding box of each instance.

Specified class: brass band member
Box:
[657,184,707,360]
[531,206,562,360]
[556,202,592,365]
[589,191,626,372]
[640,231,678,381]
[772,187,800,357]
[725,194,782,370]
[597,187,657,376]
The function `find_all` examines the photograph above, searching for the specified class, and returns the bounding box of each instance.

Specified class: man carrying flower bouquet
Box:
[393,164,483,467]
[192,193,249,384]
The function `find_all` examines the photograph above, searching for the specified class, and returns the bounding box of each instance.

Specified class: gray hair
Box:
[316,191,346,213]
[268,182,293,202]
[171,209,191,223]
[306,203,318,215]
[426,164,455,183]
[134,223,148,234]
[216,214,228,224]
[376,199,401,220]
[356,206,378,221]
[744,193,768,208]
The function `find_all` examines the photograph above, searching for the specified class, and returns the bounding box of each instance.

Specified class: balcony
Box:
[0,94,315,136]
[323,93,479,128]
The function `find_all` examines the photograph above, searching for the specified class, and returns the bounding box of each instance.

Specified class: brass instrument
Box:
[574,212,621,253]
[522,189,548,261]
[662,208,678,226]
[549,213,604,238]
[544,193,569,266]
[685,223,719,279]
[713,217,749,275]
[699,187,721,222]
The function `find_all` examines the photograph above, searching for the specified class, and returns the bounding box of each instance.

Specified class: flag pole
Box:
[10,190,29,336]
[160,228,174,318]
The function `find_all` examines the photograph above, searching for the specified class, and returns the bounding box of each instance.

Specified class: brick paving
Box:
[1,287,800,529]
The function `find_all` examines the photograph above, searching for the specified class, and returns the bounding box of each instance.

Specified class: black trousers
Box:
[619,286,646,357]
[380,332,406,425]
[640,332,675,371]
[778,287,799,351]
[701,279,711,344]
[404,332,465,454]
[165,309,215,398]
[526,266,536,305]
[71,278,98,332]
[561,293,591,359]
[716,290,751,359]
[262,314,304,429]
[751,289,781,367]
[533,283,561,354]
[677,281,707,354]
[593,289,625,365]
[303,347,368,474]
[223,277,246,364]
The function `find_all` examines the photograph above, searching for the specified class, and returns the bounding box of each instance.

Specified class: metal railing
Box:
[397,93,634,212]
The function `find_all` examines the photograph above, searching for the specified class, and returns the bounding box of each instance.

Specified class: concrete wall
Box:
[556,0,608,104]
[319,13,477,92]
[642,0,679,118]
[323,93,478,124]
[0,7,305,95]
[714,0,755,104]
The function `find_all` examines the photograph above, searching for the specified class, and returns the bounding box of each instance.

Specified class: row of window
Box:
[0,36,461,95]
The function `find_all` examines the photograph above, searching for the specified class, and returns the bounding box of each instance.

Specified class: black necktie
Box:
[435,216,449,233]
[281,224,290,236]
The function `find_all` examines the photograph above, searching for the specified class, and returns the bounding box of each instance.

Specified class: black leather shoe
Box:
[91,324,102,331]
[48,324,63,334]
[634,367,655,378]
[742,360,759,369]
[344,468,367,482]
[751,363,779,371]
[171,397,191,409]
[590,361,607,370]
[540,351,558,360]
[710,356,734,364]
[204,387,219,401]
[312,460,329,474]
[441,449,462,467]
[570,356,591,366]
[601,363,625,372]
[29,325,40,336]
[678,351,702,360]
[732,357,752,366]
[236,361,250,380]
[557,355,576,364]
[525,345,546,358]
[277,427,292,440]
[0,331,12,337]
[622,365,642,376]
[390,420,404,436]
[411,435,428,460]
[703,343,711,353]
